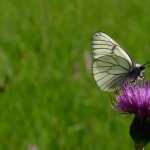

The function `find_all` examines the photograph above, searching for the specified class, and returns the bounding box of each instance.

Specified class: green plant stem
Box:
[135,144,144,150]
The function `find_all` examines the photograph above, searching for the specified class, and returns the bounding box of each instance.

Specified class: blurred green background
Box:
[0,0,150,149]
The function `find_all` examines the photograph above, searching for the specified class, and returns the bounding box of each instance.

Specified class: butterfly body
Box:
[92,32,145,92]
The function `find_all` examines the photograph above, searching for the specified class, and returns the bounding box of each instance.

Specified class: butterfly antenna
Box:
[143,61,150,68]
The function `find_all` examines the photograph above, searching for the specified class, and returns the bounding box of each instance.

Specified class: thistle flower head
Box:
[115,81,150,148]
[116,81,150,119]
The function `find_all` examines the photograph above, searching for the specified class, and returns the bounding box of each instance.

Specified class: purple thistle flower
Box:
[115,81,150,149]
[116,81,150,119]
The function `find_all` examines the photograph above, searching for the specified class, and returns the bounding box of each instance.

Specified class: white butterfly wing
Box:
[92,32,134,91]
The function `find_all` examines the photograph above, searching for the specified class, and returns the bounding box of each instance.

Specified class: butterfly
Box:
[92,32,146,92]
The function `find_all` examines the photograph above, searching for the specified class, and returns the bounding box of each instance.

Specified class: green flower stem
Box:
[135,144,144,150]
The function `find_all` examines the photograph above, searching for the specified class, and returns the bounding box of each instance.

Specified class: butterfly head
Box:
[132,64,145,80]
[135,63,145,71]
[136,61,150,79]
[128,64,145,81]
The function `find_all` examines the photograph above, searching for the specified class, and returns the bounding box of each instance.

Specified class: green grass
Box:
[0,0,150,149]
